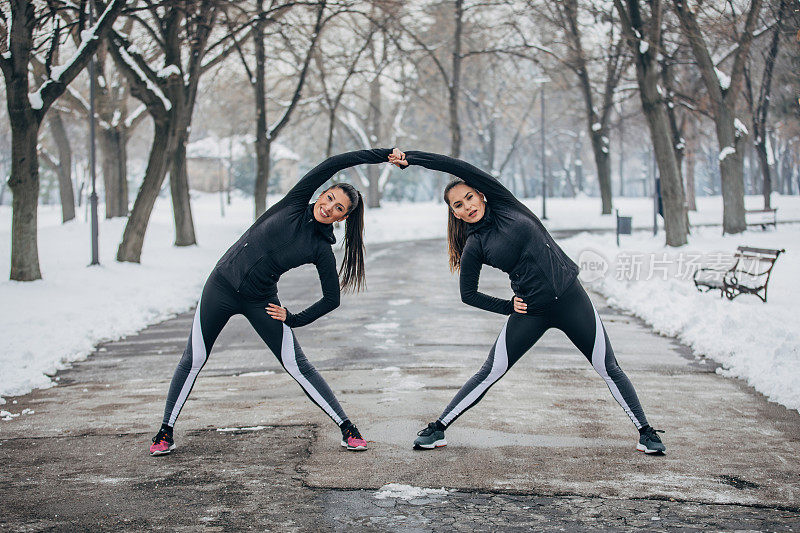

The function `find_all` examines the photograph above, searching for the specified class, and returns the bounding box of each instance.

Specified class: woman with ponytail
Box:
[389,150,666,456]
[149,149,397,456]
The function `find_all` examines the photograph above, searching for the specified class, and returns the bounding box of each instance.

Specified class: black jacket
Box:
[404,151,579,314]
[215,149,392,327]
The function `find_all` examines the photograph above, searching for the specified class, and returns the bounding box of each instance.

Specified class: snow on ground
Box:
[1,192,799,414]
[216,426,270,432]
[0,192,253,403]
[559,224,800,413]
[364,194,800,243]
[374,483,450,500]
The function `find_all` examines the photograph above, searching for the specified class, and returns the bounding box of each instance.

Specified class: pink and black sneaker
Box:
[149,427,175,456]
[340,422,367,451]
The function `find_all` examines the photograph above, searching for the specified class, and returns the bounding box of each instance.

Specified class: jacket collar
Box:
[466,203,494,236]
[305,203,337,244]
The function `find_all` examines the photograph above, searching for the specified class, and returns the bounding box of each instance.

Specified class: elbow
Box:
[327,293,340,310]
[460,291,475,306]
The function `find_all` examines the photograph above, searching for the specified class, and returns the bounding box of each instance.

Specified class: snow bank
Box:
[560,226,800,413]
[0,192,251,401]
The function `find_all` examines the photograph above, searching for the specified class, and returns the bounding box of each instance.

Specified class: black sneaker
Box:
[340,423,367,451]
[413,422,447,450]
[637,427,666,454]
[149,428,175,456]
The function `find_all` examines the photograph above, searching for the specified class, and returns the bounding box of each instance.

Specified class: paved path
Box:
[2,239,799,531]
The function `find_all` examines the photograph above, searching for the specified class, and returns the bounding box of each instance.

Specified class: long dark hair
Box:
[444,178,470,273]
[329,183,366,292]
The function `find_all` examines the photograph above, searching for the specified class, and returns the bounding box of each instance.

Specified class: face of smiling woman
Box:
[313,186,352,224]
[446,183,486,223]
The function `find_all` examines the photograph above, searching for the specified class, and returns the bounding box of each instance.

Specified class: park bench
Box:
[693,246,785,302]
[745,208,778,230]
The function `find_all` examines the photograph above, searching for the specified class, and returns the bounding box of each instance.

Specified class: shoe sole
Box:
[150,444,176,456]
[341,441,367,451]
[413,439,447,450]
[636,443,665,455]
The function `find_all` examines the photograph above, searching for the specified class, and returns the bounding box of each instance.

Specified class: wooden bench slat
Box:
[737,245,785,257]
[744,208,778,229]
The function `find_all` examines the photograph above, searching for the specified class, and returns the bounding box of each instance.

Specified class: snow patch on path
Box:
[374,483,450,500]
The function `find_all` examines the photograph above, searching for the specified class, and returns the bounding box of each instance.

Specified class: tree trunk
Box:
[100,128,128,218]
[253,0,269,218]
[672,0,760,234]
[684,121,697,211]
[169,135,196,246]
[325,109,336,158]
[715,107,747,234]
[255,138,271,217]
[751,0,786,209]
[367,167,380,208]
[615,0,687,246]
[561,0,618,214]
[636,59,687,246]
[780,144,791,194]
[48,110,76,222]
[449,0,463,160]
[618,122,625,197]
[9,121,43,280]
[589,131,613,213]
[366,60,382,208]
[755,141,771,209]
[117,121,177,262]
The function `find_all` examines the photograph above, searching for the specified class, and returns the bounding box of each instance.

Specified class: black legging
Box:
[438,280,648,428]
[161,270,349,427]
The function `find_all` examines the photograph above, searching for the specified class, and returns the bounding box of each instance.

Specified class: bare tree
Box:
[461,56,537,189]
[336,87,408,208]
[388,0,527,194]
[45,109,75,222]
[314,16,376,158]
[745,0,789,210]
[553,0,629,214]
[0,0,125,281]
[672,0,762,234]
[29,39,76,223]
[45,35,145,219]
[390,0,465,161]
[108,0,242,262]
[614,0,688,246]
[233,0,326,218]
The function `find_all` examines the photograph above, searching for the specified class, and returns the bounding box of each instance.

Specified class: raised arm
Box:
[284,248,340,328]
[283,148,393,207]
[403,151,519,207]
[459,250,514,315]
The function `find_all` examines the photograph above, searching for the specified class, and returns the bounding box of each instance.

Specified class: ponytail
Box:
[331,183,366,292]
[444,179,469,273]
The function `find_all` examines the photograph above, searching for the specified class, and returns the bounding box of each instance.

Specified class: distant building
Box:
[185,135,300,193]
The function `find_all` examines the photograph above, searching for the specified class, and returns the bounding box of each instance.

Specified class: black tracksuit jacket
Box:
[214,148,393,328]
[404,151,579,314]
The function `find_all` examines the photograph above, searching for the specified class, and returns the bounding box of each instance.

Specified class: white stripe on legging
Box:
[589,303,640,428]
[441,320,510,426]
[168,298,207,426]
[280,323,343,425]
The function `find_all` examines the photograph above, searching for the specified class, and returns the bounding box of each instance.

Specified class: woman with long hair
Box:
[388,150,666,455]
[149,149,398,456]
